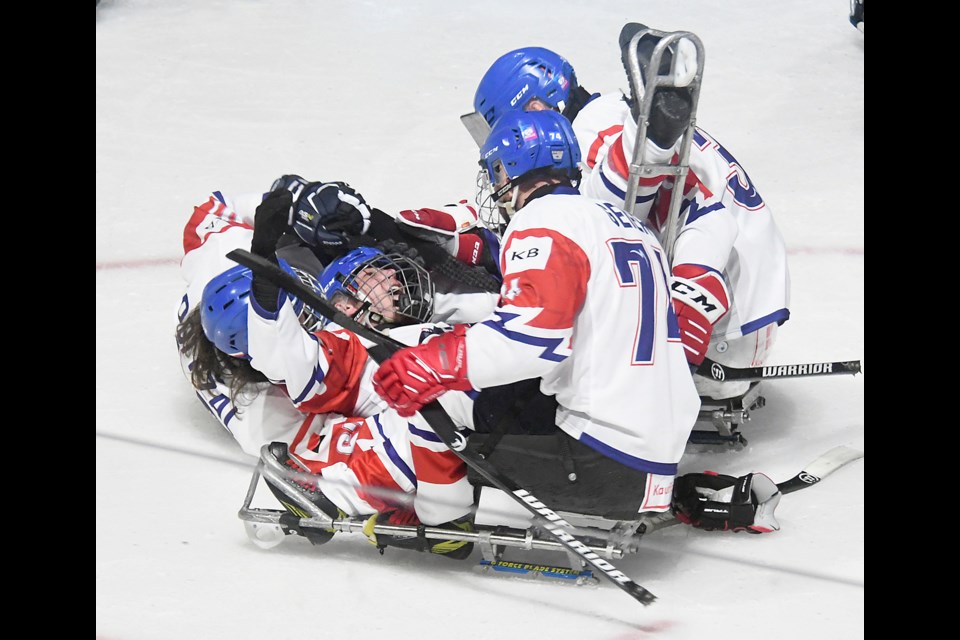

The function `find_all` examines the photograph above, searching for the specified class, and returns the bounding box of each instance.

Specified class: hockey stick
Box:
[460,111,490,147]
[227,249,659,606]
[695,358,862,382]
[775,445,863,495]
[641,444,864,535]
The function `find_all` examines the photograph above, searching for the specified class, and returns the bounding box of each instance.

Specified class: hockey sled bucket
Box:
[239,467,644,560]
[622,27,705,266]
[237,447,680,578]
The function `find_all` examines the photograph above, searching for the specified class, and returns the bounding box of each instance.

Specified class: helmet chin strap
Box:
[495,181,521,227]
[354,299,387,329]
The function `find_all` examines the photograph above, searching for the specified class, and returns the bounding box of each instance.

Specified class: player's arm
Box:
[669,209,738,365]
[465,227,588,387]
[244,189,369,414]
[372,226,589,416]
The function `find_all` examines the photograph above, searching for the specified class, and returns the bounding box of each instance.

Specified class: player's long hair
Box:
[176,306,268,410]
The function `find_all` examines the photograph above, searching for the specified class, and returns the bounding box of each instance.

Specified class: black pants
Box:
[466,429,652,521]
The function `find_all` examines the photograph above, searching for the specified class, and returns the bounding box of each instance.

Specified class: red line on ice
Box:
[95,246,862,272]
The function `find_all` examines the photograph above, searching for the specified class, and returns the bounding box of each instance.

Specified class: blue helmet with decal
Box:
[200,262,326,359]
[318,246,434,328]
[474,47,577,127]
[200,264,254,358]
[479,109,581,204]
[318,246,383,300]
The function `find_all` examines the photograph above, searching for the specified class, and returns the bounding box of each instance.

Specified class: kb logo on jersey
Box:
[510,247,540,261]
[506,235,551,271]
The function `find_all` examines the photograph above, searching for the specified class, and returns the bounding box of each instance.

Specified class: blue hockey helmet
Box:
[318,246,434,328]
[200,264,254,358]
[200,262,326,359]
[474,47,577,126]
[479,109,581,205]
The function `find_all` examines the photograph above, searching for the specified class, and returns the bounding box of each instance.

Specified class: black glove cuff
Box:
[251,277,282,313]
[692,501,757,531]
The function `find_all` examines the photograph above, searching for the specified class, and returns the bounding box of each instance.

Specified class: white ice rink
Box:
[96,2,863,638]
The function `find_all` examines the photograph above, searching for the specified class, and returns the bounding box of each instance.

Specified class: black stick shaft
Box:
[696,358,862,382]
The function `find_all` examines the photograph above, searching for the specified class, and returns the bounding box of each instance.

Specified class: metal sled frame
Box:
[237,448,670,576]
[689,382,766,448]
[622,28,705,266]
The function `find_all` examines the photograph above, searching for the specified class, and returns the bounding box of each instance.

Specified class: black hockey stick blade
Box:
[696,358,862,382]
[227,249,658,606]
[776,445,863,495]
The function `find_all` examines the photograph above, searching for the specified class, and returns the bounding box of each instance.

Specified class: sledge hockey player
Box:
[468,28,790,405]
[176,178,387,457]
[179,170,779,567]
[177,188,480,558]
[850,1,864,33]
[176,178,498,456]
[373,109,783,533]
[374,109,699,520]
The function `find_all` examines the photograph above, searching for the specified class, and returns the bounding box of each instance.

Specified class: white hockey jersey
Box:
[570,92,634,177]
[578,98,791,340]
[464,186,700,475]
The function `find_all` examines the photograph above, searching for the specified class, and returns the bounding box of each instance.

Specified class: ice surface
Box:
[97,2,863,638]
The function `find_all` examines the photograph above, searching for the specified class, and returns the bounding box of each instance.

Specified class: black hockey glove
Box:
[618,23,696,149]
[270,174,311,201]
[251,189,294,259]
[291,182,372,250]
[250,189,294,312]
[673,472,781,533]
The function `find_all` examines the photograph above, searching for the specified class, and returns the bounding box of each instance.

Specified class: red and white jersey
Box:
[285,410,472,525]
[571,92,632,176]
[179,192,257,324]
[463,187,700,475]
[177,192,314,457]
[246,298,476,425]
[246,298,476,523]
[579,102,791,340]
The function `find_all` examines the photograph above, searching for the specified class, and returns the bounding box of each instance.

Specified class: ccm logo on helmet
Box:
[510,83,529,107]
[482,146,500,160]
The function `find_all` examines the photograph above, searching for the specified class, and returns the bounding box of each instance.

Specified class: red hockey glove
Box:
[670,264,730,366]
[673,471,781,533]
[397,201,488,265]
[396,201,479,236]
[396,201,500,280]
[373,324,473,417]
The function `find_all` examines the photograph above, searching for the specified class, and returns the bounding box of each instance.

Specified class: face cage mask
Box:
[290,267,328,333]
[475,167,506,237]
[340,253,435,329]
[475,161,520,238]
